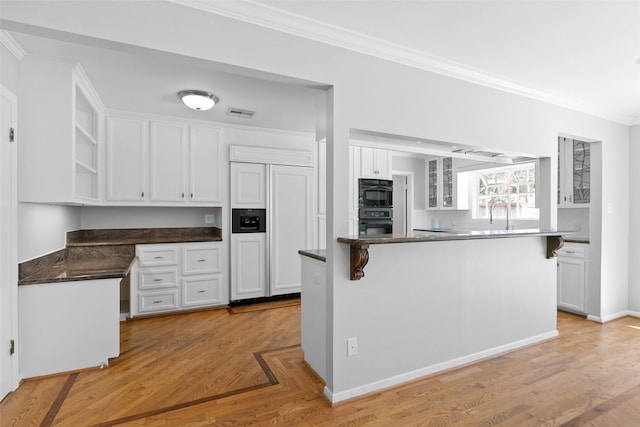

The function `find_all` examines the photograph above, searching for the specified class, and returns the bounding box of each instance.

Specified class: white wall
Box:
[0,44,19,94]
[80,207,222,229]
[17,203,80,261]
[2,0,632,396]
[629,125,640,314]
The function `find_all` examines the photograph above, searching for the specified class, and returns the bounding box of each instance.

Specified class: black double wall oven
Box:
[358,178,393,235]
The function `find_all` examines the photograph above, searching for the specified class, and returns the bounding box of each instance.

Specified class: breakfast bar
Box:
[301,229,568,403]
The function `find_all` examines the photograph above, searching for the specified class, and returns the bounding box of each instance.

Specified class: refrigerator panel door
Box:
[230,162,267,208]
[231,233,268,300]
[270,165,313,296]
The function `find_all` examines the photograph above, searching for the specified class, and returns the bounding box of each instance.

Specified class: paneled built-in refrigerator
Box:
[230,162,313,301]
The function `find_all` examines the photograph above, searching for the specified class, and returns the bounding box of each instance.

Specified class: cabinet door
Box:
[441,157,454,208]
[558,257,586,313]
[374,149,392,179]
[359,147,376,178]
[189,126,221,203]
[427,159,439,208]
[231,233,267,300]
[230,162,266,208]
[149,121,187,202]
[571,140,590,205]
[271,165,313,296]
[106,116,147,201]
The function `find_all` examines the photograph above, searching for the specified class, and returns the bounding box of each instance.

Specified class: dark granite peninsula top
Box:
[338,229,570,280]
[298,249,326,262]
[19,227,222,285]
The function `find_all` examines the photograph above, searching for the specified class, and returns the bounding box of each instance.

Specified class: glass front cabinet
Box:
[558,137,590,208]
[426,157,455,209]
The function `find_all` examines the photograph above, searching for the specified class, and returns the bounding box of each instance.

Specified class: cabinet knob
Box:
[182,193,185,198]
[191,193,194,198]
[141,191,145,198]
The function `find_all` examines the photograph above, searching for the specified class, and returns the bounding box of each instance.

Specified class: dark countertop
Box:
[19,227,222,285]
[298,249,326,262]
[338,228,571,245]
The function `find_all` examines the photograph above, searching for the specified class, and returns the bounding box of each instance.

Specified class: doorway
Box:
[392,172,413,234]
[0,85,19,399]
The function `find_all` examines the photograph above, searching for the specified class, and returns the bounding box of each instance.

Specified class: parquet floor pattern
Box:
[2,305,640,426]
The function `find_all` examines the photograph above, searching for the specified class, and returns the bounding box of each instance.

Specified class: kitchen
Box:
[1,0,635,419]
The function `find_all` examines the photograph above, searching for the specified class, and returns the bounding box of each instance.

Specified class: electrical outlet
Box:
[347,337,358,356]
[204,214,215,224]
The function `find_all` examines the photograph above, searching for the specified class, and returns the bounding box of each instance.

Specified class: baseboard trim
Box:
[588,310,640,323]
[326,329,559,404]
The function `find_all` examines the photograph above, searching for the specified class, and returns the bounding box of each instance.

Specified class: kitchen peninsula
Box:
[300,229,567,403]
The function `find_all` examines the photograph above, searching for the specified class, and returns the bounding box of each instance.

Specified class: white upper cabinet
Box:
[189,126,222,203]
[230,162,267,208]
[105,115,222,205]
[149,121,188,202]
[558,137,590,208]
[19,55,104,204]
[106,116,147,202]
[359,147,392,179]
[426,157,456,210]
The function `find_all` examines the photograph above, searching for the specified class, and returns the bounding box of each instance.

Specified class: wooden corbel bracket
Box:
[349,244,370,280]
[546,235,565,259]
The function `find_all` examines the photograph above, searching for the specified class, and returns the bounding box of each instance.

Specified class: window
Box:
[474,162,538,220]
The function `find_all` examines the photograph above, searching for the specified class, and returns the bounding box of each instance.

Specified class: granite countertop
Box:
[298,249,326,262]
[19,227,222,285]
[338,228,571,245]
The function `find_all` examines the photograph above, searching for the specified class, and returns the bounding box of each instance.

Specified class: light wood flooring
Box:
[2,304,640,426]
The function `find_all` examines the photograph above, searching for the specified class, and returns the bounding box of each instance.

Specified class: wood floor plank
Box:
[3,307,640,426]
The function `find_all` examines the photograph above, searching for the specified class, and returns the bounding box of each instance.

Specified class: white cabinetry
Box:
[150,121,188,202]
[19,55,104,204]
[558,137,590,208]
[426,157,462,210]
[359,146,392,179]
[557,242,588,314]
[106,116,147,201]
[105,115,222,205]
[130,242,226,317]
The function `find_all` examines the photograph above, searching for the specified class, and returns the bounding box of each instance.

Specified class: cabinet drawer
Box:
[557,244,587,259]
[182,276,222,307]
[139,270,177,290]
[138,290,178,313]
[138,247,178,267]
[182,246,221,275]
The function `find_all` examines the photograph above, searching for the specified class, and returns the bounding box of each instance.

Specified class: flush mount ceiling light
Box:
[178,90,219,111]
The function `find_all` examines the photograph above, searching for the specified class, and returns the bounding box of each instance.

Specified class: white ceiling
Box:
[3,0,639,133]
[179,0,640,126]
[5,30,323,133]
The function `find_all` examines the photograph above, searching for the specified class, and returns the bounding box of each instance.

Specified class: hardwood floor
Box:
[2,305,640,426]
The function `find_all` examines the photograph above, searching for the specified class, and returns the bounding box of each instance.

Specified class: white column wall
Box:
[629,125,640,315]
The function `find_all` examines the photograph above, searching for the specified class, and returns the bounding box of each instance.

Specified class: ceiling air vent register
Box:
[226,107,255,118]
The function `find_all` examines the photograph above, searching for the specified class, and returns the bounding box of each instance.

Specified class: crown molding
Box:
[172,0,634,126]
[0,30,25,59]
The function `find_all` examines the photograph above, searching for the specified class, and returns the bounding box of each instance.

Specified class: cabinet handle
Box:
[563,250,577,254]
[197,290,206,293]
[153,256,163,259]
[153,278,163,282]
[141,191,145,198]
[569,195,572,203]
[182,193,185,198]
[191,193,194,198]
[197,259,206,262]
[153,300,162,304]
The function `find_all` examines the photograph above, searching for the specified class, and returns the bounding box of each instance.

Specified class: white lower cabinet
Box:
[130,242,227,317]
[557,243,588,314]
